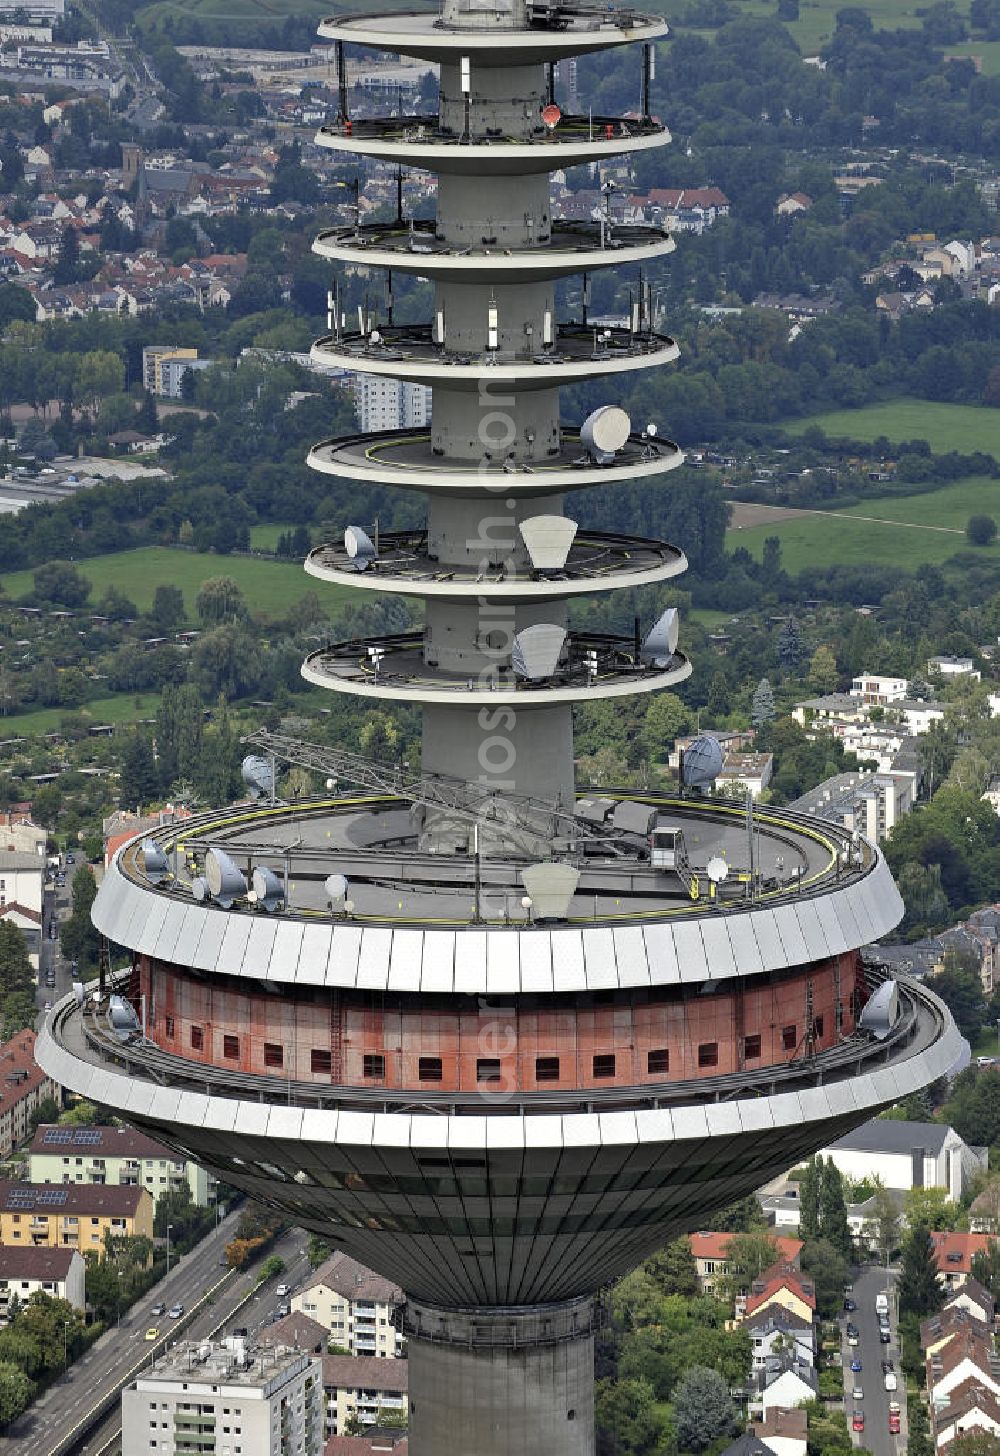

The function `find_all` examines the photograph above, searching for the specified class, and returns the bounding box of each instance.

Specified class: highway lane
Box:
[58,1229,314,1456]
[843,1264,907,1456]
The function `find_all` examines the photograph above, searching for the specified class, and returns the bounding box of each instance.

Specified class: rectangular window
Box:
[813,1015,825,1038]
[698,1042,719,1068]
[190,1026,203,1051]
[743,1034,762,1060]
[223,1035,239,1060]
[363,1054,385,1078]
[592,1054,615,1079]
[535,1056,560,1082]
[782,1025,797,1051]
[263,1043,283,1068]
[310,1049,332,1075]
[418,1057,443,1083]
[165,1016,174,1038]
[477,1059,501,1083]
[647,1049,669,1075]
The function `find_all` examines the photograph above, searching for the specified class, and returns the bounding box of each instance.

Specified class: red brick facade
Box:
[138,951,862,1093]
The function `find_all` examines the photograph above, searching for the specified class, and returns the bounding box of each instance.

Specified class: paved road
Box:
[842,1264,908,1456]
[36,855,80,1031]
[3,1225,315,1456]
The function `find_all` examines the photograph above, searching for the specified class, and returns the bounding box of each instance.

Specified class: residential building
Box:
[928,655,980,681]
[792,693,870,730]
[325,1430,408,1456]
[921,1305,992,1362]
[753,1357,818,1415]
[0,848,44,960]
[742,1264,816,1325]
[787,768,915,844]
[776,193,813,217]
[943,1279,996,1326]
[258,1312,327,1354]
[745,1309,815,1373]
[717,752,773,799]
[751,1406,808,1456]
[759,1192,804,1230]
[850,673,908,705]
[934,1380,1000,1450]
[28,1123,217,1208]
[354,375,430,432]
[817,1119,987,1199]
[0,1245,85,1315]
[159,354,213,399]
[932,1232,997,1289]
[322,1354,408,1438]
[689,1232,802,1295]
[293,1253,403,1358]
[0,1029,60,1157]
[142,344,198,396]
[0,1180,153,1251]
[122,1338,323,1456]
[719,1438,773,1456]
[0,815,46,857]
[927,1333,1000,1409]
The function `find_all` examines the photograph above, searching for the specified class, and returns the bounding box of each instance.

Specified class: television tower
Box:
[39,5,961,1454]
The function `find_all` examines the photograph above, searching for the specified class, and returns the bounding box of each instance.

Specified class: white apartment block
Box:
[355,375,431,432]
[850,673,908,705]
[293,1252,403,1359]
[0,1245,85,1315]
[321,1355,408,1438]
[29,1123,216,1208]
[122,1339,323,1456]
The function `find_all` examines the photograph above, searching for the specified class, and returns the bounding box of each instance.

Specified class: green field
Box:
[727,476,1000,573]
[0,693,162,737]
[945,38,1000,74]
[654,0,940,50]
[137,0,331,31]
[249,523,295,552]
[781,400,1000,456]
[0,548,351,620]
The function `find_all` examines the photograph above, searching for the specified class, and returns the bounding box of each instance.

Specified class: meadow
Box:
[0,547,352,621]
[779,400,1000,456]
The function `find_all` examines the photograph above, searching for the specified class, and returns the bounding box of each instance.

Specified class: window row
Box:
[176,1024,332,1074]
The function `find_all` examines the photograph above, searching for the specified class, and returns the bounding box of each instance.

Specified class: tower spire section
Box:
[309,0,686,850]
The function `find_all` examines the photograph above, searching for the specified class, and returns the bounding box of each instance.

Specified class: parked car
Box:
[879,1328,891,1343]
[875,1292,889,1315]
[889,1413,901,1435]
[65,853,74,864]
[852,1412,865,1433]
[847,1333,859,1347]
[884,1372,898,1392]
[843,1297,856,1312]
[850,1358,862,1373]
[881,1361,894,1374]
[276,1283,291,1297]
[277,1303,290,1318]
[852,1385,863,1401]
[846,1322,859,1336]
[43,1001,51,1011]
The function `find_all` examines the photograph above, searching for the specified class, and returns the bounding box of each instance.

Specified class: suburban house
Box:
[751,1406,808,1456]
[742,1264,816,1325]
[0,1245,85,1315]
[753,1356,818,1415]
[943,1280,996,1326]
[927,1335,1000,1410]
[931,1232,997,1289]
[921,1305,992,1361]
[744,1308,815,1373]
[293,1252,404,1358]
[816,1119,987,1199]
[689,1233,802,1296]
[933,1380,1000,1451]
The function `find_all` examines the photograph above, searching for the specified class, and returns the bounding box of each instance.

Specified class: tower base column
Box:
[403,1297,596,1456]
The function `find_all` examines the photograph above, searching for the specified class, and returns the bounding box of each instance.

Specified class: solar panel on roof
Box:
[72,1128,102,1145]
[41,1128,74,1144]
[6,1189,32,1207]
[37,1188,68,1205]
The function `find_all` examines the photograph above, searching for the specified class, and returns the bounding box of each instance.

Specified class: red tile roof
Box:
[0,1030,54,1120]
[690,1232,803,1264]
[325,1438,407,1456]
[322,1356,408,1393]
[745,1264,816,1317]
[933,1232,996,1275]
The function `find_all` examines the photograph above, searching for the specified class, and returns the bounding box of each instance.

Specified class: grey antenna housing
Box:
[251,867,285,913]
[859,979,899,1041]
[204,848,247,909]
[344,525,377,570]
[141,839,170,883]
[511,623,567,680]
[191,876,209,902]
[682,734,725,788]
[641,607,680,667]
[580,405,631,464]
[520,861,581,921]
[325,873,350,910]
[241,755,274,800]
[519,515,578,572]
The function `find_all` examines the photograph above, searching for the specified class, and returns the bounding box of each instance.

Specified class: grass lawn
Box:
[938,38,1000,73]
[726,477,1000,572]
[689,607,736,629]
[651,0,932,48]
[0,548,353,621]
[967,1026,1000,1060]
[0,692,162,737]
[781,400,1000,456]
[249,523,297,552]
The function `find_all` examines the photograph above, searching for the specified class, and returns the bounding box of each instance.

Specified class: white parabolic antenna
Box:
[706,856,729,884]
[581,405,630,462]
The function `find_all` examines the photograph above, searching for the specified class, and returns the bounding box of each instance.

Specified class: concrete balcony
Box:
[312,218,675,282]
[306,427,683,497]
[318,7,668,64]
[304,528,686,602]
[315,112,668,173]
[301,629,692,706]
[310,323,679,390]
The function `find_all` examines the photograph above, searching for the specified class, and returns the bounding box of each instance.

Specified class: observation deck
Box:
[311,325,680,389]
[307,427,683,495]
[303,529,687,601]
[301,632,692,704]
[312,219,675,281]
[318,6,669,64]
[315,114,668,173]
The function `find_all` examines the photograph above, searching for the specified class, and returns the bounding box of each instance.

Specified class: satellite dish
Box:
[520,861,580,921]
[141,839,169,883]
[511,623,566,680]
[325,873,349,910]
[682,735,724,788]
[541,102,562,129]
[252,866,284,914]
[706,856,729,884]
[191,876,209,902]
[640,607,680,667]
[204,848,247,909]
[519,515,578,572]
[581,405,630,464]
[241,755,274,800]
[344,525,377,571]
